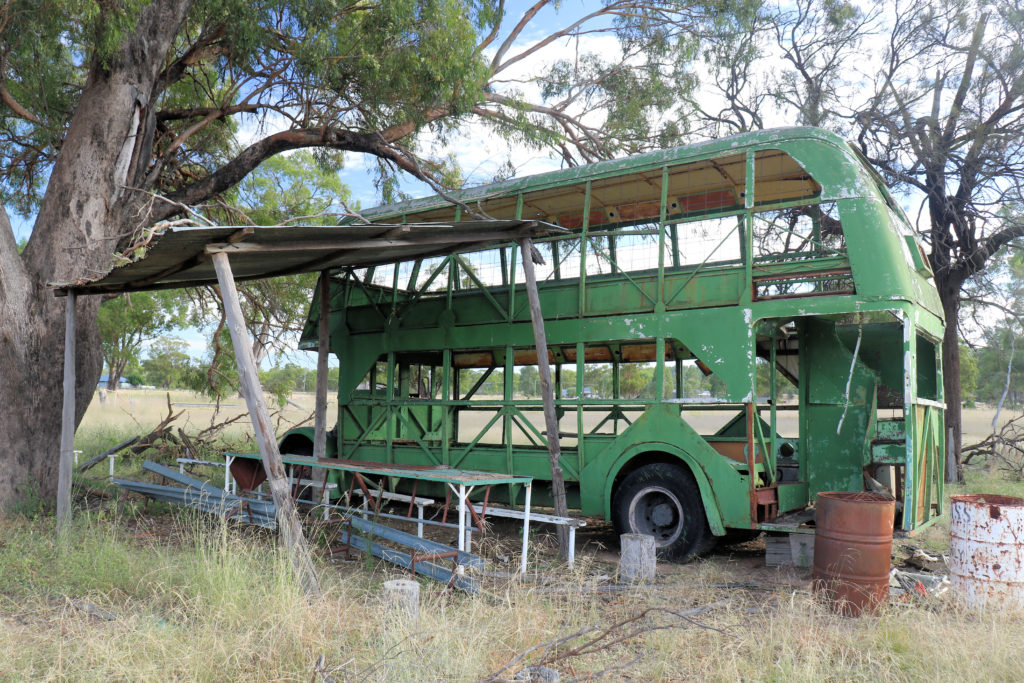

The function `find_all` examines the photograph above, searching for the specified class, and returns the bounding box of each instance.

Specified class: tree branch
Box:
[474,0,505,57]
[490,0,549,72]
[941,13,988,146]
[964,217,1024,277]
[155,25,229,96]
[156,104,261,122]
[0,82,41,124]
[151,124,442,223]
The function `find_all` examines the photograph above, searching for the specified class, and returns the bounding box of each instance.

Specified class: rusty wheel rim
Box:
[628,485,684,547]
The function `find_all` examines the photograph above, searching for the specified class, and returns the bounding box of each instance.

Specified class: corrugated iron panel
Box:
[53,220,559,295]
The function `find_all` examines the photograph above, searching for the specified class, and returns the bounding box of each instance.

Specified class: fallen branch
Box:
[76,437,140,473]
[963,413,1024,480]
[476,601,733,682]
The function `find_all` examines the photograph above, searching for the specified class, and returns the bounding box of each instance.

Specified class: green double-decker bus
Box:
[282,127,946,560]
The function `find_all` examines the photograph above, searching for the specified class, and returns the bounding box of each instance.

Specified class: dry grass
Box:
[3,486,1024,682]
[80,388,336,444]
[10,404,1017,680]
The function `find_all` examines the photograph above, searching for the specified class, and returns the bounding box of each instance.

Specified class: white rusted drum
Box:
[949,494,1024,610]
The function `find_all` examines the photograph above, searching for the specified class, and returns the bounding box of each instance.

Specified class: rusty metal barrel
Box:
[950,494,1024,610]
[812,491,895,616]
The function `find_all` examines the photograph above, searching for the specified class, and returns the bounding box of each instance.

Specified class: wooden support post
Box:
[57,292,76,532]
[382,579,420,622]
[312,271,331,495]
[619,533,656,582]
[212,252,321,597]
[519,238,570,558]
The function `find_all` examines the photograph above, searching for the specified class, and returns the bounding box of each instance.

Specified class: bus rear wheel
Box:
[611,462,714,562]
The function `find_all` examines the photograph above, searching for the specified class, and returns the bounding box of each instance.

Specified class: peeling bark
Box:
[0,0,192,509]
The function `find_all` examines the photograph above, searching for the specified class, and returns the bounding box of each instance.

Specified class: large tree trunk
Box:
[0,1,192,510]
[0,285,103,510]
[939,278,965,484]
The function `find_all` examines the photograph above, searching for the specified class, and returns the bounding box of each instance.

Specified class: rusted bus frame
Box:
[769,327,778,478]
[451,409,504,469]
[663,222,742,306]
[908,403,945,529]
[584,235,659,306]
[393,255,453,317]
[347,155,851,328]
[902,316,917,528]
[454,255,508,319]
[753,409,774,487]
[340,409,389,459]
[746,403,758,523]
[751,268,856,301]
[899,314,946,531]
[503,344,515,477]
[588,406,634,435]
[393,408,443,466]
[657,166,670,302]
[292,130,947,551]
[749,195,848,257]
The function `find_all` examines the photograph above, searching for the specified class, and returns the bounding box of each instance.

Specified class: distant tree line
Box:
[115,335,337,408]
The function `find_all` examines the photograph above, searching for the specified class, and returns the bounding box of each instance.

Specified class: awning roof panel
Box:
[53,220,555,295]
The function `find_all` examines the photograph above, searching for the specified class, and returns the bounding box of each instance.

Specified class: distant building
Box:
[97,374,133,390]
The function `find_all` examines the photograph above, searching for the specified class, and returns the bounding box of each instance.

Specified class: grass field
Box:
[2,392,1020,680]
[80,388,337,443]
[77,388,1020,451]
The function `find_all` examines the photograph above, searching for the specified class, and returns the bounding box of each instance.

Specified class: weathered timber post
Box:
[56,292,77,531]
[619,533,656,582]
[211,251,321,597]
[518,237,570,559]
[382,578,420,622]
[312,271,331,496]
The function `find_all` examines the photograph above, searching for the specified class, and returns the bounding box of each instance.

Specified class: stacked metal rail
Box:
[113,460,480,591]
[114,460,277,528]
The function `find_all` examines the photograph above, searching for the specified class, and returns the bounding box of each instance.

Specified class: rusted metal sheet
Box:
[561,346,614,362]
[950,494,1024,610]
[229,457,267,491]
[453,350,495,368]
[812,491,895,616]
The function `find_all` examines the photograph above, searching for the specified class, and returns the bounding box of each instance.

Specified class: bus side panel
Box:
[578,403,752,534]
[799,318,878,496]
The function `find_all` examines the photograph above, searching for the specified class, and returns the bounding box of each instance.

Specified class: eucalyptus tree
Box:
[690,0,1024,480]
[855,1,1024,479]
[97,290,189,390]
[0,0,728,508]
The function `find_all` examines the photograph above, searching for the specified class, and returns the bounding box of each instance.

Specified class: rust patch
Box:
[812,491,895,616]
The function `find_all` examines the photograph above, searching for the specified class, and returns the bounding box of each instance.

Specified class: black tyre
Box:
[611,462,715,562]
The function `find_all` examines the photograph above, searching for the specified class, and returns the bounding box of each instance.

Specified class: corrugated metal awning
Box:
[52,220,557,295]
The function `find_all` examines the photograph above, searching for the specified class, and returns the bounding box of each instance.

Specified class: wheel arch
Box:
[278,427,334,456]
[604,444,726,536]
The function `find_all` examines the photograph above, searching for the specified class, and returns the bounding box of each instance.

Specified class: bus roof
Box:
[352,127,855,224]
